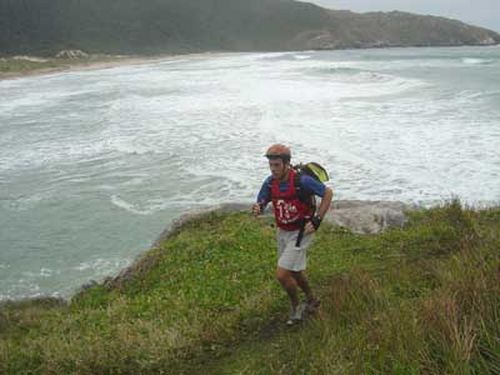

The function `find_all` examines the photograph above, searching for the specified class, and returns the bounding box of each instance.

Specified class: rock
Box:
[324,200,411,234]
[55,49,88,59]
[80,280,98,291]
[480,36,496,45]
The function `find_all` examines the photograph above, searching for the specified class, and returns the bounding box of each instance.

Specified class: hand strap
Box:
[311,215,322,230]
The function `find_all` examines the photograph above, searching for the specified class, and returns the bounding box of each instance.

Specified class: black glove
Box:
[311,215,322,231]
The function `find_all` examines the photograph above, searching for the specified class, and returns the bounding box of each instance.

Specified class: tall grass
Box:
[1,202,499,374]
[208,202,500,374]
[0,59,60,75]
[0,55,129,78]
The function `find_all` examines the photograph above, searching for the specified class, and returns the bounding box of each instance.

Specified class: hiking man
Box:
[252,144,333,325]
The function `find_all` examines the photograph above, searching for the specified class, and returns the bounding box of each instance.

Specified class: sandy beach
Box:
[0,53,216,81]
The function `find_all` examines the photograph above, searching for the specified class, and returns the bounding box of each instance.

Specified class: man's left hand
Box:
[304,221,316,235]
[304,215,322,235]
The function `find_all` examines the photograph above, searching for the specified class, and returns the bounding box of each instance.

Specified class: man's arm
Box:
[252,177,272,216]
[302,179,333,233]
[299,175,333,221]
[316,187,333,220]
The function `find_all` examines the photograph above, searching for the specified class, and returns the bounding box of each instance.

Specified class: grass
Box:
[0,55,138,79]
[1,201,499,374]
[0,58,69,76]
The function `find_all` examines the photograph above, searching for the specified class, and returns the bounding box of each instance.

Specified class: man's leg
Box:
[276,267,300,308]
[292,271,314,302]
[292,271,321,312]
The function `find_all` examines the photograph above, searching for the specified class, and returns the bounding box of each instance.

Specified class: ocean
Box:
[1,46,499,301]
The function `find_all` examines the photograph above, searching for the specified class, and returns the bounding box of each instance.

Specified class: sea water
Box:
[1,46,499,300]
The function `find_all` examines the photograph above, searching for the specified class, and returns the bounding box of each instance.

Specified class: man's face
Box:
[268,158,289,180]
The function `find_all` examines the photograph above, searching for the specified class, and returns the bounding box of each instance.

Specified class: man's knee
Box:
[291,270,305,281]
[276,267,292,284]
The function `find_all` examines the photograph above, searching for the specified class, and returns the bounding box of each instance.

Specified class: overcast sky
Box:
[307,0,500,32]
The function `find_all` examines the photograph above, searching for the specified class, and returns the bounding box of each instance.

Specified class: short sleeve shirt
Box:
[257,173,326,206]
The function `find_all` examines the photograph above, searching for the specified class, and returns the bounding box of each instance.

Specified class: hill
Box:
[0,0,499,56]
[1,201,499,373]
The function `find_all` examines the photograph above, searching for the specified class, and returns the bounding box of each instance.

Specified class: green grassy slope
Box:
[0,55,138,79]
[1,202,499,374]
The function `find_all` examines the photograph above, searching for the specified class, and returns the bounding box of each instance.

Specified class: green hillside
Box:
[0,0,499,57]
[1,202,499,373]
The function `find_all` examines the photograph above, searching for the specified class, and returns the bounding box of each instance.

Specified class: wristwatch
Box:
[311,215,322,230]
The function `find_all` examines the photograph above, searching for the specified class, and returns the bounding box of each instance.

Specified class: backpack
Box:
[292,162,330,213]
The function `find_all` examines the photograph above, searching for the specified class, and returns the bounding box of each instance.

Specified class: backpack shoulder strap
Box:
[294,171,316,211]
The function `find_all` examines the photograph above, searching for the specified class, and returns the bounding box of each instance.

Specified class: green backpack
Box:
[293,162,330,211]
[294,162,330,183]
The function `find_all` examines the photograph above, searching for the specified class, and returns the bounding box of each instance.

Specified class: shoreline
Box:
[2,44,499,81]
[0,56,166,81]
[0,52,224,81]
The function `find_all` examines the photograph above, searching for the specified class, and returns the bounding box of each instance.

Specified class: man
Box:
[252,144,333,325]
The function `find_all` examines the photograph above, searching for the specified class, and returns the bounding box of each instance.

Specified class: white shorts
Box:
[277,228,313,272]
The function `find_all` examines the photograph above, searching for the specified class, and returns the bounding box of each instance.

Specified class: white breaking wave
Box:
[73,258,131,273]
[462,57,494,65]
[294,54,312,60]
[110,195,156,215]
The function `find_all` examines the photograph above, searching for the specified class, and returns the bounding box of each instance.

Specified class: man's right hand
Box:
[252,203,262,216]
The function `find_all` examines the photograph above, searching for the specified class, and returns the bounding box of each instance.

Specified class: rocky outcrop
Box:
[324,200,411,234]
[479,37,496,45]
[55,50,88,59]
[291,10,500,51]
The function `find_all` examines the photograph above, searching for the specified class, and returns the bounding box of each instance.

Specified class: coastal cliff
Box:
[1,201,499,373]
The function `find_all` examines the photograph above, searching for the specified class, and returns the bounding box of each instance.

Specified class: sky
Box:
[307,0,500,32]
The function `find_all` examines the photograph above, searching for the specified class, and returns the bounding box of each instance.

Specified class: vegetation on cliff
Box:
[1,201,499,373]
[0,54,142,79]
[0,0,499,57]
